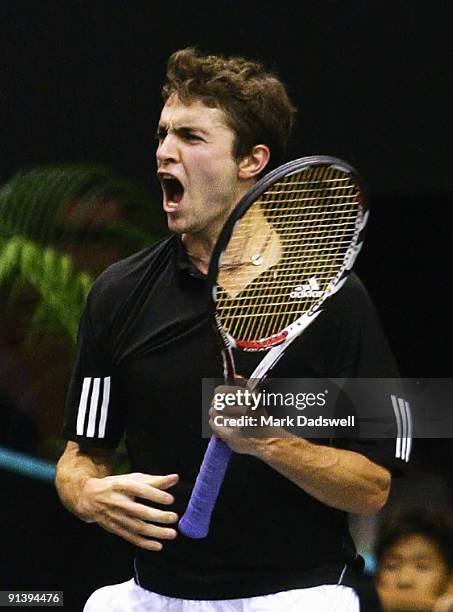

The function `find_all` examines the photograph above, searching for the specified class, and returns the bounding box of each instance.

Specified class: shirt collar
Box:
[175,234,206,280]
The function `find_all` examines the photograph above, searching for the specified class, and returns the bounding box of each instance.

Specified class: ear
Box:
[237,144,270,180]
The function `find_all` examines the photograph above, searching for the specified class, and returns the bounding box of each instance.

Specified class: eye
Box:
[155,128,166,142]
[415,563,431,571]
[382,562,398,572]
[179,128,204,142]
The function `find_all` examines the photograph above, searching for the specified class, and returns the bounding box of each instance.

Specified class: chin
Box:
[166,215,186,234]
[168,217,205,237]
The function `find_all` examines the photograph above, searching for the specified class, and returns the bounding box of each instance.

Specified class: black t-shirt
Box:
[63,234,406,599]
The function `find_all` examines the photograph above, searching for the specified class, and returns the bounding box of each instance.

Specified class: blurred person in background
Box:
[375,509,453,611]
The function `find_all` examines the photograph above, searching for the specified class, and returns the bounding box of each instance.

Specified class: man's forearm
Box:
[248,435,391,515]
[55,441,113,521]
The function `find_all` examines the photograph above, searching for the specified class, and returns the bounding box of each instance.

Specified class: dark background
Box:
[2,0,451,376]
[1,1,452,609]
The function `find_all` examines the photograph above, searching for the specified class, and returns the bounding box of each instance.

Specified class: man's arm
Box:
[209,396,390,515]
[55,441,180,551]
[248,435,390,515]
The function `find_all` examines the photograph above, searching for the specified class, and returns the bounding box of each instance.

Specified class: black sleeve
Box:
[62,288,125,449]
[325,275,411,474]
[332,382,412,475]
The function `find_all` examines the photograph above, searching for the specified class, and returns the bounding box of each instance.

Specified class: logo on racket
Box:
[290,277,322,298]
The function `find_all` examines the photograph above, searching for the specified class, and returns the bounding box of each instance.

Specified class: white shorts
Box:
[84,578,360,611]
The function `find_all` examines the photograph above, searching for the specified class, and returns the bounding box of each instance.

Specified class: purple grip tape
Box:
[179,436,232,538]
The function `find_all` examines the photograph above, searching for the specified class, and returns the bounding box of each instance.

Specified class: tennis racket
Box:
[179,155,368,538]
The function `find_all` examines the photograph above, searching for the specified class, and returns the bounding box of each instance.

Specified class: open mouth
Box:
[160,175,184,207]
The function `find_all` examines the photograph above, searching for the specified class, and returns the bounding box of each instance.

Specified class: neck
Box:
[181,233,214,275]
[181,179,256,274]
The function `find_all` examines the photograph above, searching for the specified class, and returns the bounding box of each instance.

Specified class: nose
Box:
[156,133,179,166]
[395,566,416,589]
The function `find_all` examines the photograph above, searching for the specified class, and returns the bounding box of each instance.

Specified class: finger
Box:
[213,381,247,393]
[212,386,258,406]
[129,473,179,489]
[121,482,176,505]
[135,521,178,541]
[214,385,242,395]
[233,374,247,387]
[124,502,179,524]
[109,523,164,552]
[116,479,178,505]
[150,474,180,490]
[111,512,178,541]
[209,404,248,419]
[137,473,180,500]
[209,418,232,439]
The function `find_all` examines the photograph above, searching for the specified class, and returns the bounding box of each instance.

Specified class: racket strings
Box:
[228,209,356,334]
[266,165,328,336]
[252,170,296,339]
[220,176,357,338]
[217,169,356,300]
[216,164,362,342]
[259,165,353,335]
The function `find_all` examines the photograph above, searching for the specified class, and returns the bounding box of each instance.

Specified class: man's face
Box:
[156,95,244,240]
[377,534,451,602]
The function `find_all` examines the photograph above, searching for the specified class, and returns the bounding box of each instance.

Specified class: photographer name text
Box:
[213,415,355,428]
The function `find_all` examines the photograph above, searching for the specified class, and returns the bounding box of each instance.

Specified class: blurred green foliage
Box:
[0,164,160,346]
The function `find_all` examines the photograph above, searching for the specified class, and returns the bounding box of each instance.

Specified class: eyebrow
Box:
[156,123,209,136]
[384,553,435,562]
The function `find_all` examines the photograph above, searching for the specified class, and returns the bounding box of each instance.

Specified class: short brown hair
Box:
[162,48,297,170]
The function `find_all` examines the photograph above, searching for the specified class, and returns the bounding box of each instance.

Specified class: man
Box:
[375,510,453,611]
[56,48,406,611]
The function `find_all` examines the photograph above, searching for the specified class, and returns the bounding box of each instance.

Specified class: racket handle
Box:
[179,436,232,538]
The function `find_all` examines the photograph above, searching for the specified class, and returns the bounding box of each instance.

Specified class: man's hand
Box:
[78,472,179,551]
[55,442,179,551]
[209,382,284,455]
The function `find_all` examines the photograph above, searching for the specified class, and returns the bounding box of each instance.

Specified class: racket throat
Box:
[247,310,323,388]
[222,347,236,382]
